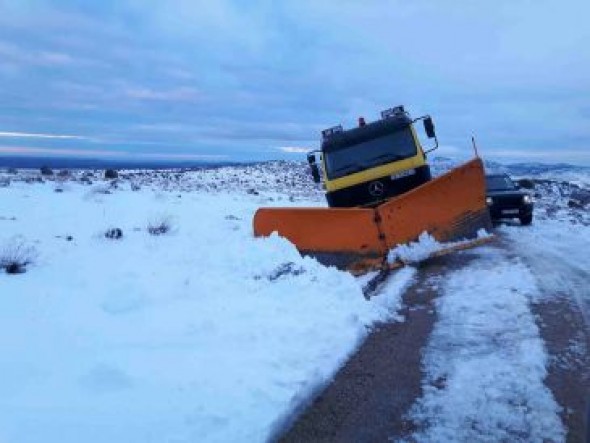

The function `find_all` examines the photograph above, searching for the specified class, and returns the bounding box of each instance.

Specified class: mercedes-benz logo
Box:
[368,181,384,197]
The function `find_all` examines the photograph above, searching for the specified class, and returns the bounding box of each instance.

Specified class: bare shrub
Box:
[88,184,112,195]
[147,215,173,236]
[0,238,38,274]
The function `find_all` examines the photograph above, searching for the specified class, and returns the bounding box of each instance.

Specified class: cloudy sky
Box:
[0,0,588,164]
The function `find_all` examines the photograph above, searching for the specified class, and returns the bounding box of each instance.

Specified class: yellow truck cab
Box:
[307,106,438,207]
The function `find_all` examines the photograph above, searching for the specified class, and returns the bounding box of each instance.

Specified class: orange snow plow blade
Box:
[253,158,492,273]
[253,207,387,272]
[376,158,492,250]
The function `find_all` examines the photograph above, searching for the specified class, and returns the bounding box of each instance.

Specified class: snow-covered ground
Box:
[502,220,590,322]
[0,166,414,443]
[0,159,588,442]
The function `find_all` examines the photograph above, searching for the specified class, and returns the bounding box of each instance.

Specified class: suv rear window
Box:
[486,175,516,190]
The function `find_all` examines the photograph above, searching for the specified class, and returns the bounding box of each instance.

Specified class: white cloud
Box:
[38,51,74,65]
[124,87,201,102]
[433,144,461,156]
[0,145,228,161]
[278,146,310,154]
[0,131,89,140]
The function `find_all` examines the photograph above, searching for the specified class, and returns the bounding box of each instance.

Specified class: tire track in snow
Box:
[279,242,569,442]
[501,222,589,325]
[501,223,590,442]
[277,253,480,442]
[401,246,565,443]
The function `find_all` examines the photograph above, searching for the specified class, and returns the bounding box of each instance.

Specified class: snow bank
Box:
[404,247,564,442]
[0,178,413,443]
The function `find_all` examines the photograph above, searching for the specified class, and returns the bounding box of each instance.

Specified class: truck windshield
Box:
[485,175,516,190]
[324,127,418,179]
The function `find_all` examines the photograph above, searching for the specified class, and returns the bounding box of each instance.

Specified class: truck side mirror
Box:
[424,117,436,139]
[307,153,320,183]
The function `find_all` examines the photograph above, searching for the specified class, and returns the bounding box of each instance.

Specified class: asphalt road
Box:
[276,254,476,443]
[274,240,589,442]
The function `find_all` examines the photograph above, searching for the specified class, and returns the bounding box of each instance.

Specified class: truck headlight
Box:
[486,197,493,206]
[523,195,533,204]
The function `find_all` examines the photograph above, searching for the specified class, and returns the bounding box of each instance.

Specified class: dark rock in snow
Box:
[40,166,53,176]
[5,262,26,274]
[266,262,306,281]
[105,169,119,179]
[105,228,123,240]
[568,189,590,208]
[568,199,585,209]
[517,178,535,189]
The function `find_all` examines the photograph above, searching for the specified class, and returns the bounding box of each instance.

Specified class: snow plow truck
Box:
[253,106,492,274]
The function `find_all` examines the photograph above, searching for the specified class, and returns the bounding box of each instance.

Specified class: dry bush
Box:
[88,184,112,195]
[0,238,38,274]
[147,215,174,236]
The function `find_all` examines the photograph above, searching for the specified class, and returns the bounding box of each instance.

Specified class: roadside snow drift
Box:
[0,177,414,443]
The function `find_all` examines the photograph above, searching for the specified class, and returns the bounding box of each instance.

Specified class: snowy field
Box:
[0,165,415,443]
[0,160,588,442]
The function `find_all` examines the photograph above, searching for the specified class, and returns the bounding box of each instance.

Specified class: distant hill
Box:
[0,155,241,170]
[426,157,590,178]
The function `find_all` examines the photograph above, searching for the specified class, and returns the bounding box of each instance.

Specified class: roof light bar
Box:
[381,105,405,119]
[321,125,343,140]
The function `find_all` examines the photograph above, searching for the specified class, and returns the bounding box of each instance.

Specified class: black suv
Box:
[485,174,534,225]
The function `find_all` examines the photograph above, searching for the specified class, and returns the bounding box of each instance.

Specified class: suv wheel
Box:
[520,214,533,226]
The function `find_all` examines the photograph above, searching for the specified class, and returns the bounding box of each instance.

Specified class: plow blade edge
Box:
[253,158,492,273]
